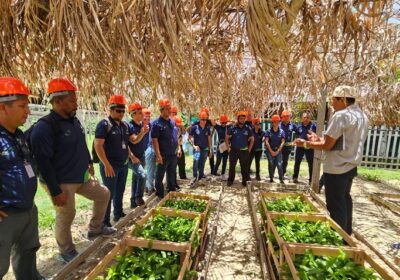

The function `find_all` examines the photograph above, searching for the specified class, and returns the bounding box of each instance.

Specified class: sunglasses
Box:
[200,119,207,121]
[114,109,125,114]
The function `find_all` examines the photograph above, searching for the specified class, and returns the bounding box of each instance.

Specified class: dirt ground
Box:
[3,174,400,279]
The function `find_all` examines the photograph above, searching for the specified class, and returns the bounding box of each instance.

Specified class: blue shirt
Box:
[95,117,132,167]
[214,124,231,144]
[31,111,91,194]
[280,122,297,144]
[151,117,178,156]
[252,128,265,151]
[189,124,211,150]
[295,122,317,140]
[128,120,148,158]
[227,124,253,150]
[266,128,285,149]
[0,126,37,210]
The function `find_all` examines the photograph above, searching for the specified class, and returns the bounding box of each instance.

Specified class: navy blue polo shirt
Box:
[227,124,253,150]
[128,120,148,158]
[95,117,132,166]
[151,117,178,156]
[280,122,297,144]
[252,128,265,151]
[266,128,285,149]
[31,111,91,193]
[146,121,154,148]
[189,124,211,150]
[245,120,254,129]
[0,126,37,210]
[295,122,317,140]
[215,124,231,144]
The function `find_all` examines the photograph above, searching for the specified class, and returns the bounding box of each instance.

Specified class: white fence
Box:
[26,105,400,170]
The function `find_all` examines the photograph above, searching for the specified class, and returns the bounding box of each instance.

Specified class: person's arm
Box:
[295,135,337,150]
[94,138,116,177]
[265,137,274,154]
[152,138,163,164]
[225,130,231,152]
[248,136,254,152]
[208,135,212,158]
[129,125,149,144]
[278,137,285,152]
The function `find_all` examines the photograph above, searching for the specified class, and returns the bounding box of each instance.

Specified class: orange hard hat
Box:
[271,114,281,122]
[171,106,178,113]
[219,114,228,123]
[128,102,143,113]
[199,111,208,119]
[159,98,171,107]
[200,107,209,115]
[0,77,30,102]
[281,110,291,117]
[142,108,151,116]
[252,118,261,125]
[237,111,247,117]
[108,95,126,107]
[173,116,183,126]
[47,78,77,94]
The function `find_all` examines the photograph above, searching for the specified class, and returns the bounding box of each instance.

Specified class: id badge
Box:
[25,163,35,178]
[122,142,127,149]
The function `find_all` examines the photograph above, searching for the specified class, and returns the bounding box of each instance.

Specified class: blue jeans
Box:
[155,155,177,198]
[99,163,128,223]
[145,146,156,191]
[214,148,229,175]
[130,155,146,206]
[266,150,284,181]
[193,149,209,180]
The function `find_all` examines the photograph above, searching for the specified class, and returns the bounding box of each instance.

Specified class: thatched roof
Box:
[0,0,399,125]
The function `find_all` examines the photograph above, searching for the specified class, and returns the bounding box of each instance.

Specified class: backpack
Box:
[25,114,61,173]
[91,118,129,163]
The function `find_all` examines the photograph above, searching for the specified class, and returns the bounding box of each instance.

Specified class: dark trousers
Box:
[293,147,314,180]
[281,146,292,175]
[209,152,215,175]
[214,149,229,175]
[324,168,357,235]
[177,145,187,179]
[155,155,177,198]
[193,149,209,180]
[0,206,42,280]
[228,148,250,185]
[266,150,284,181]
[100,163,128,223]
[249,150,262,177]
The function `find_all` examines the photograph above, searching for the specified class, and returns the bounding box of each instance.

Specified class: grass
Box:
[357,166,400,182]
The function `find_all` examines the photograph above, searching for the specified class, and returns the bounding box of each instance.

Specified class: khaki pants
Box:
[45,178,110,254]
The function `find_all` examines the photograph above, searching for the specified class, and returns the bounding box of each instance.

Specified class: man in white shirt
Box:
[294,85,369,234]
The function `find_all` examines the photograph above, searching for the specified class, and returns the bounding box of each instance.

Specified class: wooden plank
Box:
[52,194,157,280]
[369,193,400,214]
[371,126,378,164]
[282,244,395,280]
[124,236,190,253]
[365,127,372,167]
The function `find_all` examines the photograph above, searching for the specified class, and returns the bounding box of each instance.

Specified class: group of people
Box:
[0,76,368,280]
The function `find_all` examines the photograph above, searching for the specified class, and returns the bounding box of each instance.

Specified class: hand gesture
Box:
[105,163,116,177]
[52,192,68,207]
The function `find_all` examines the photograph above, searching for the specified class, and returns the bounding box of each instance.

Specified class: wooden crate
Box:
[130,208,202,254]
[260,191,320,218]
[84,237,191,280]
[370,192,400,214]
[282,243,394,280]
[265,212,357,276]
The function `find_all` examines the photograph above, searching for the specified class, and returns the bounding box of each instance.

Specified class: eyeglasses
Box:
[114,109,125,114]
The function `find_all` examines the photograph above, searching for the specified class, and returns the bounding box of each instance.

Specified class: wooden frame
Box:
[157,191,211,235]
[369,193,400,214]
[130,208,201,254]
[84,238,191,280]
[265,212,358,276]
[260,191,320,217]
[282,244,395,280]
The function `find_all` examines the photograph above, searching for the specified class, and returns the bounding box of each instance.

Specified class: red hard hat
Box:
[200,107,209,115]
[159,98,171,107]
[252,118,261,125]
[237,111,247,117]
[47,78,77,94]
[128,102,143,113]
[142,108,151,116]
[219,114,228,123]
[199,111,208,119]
[171,106,178,113]
[173,116,183,126]
[108,95,126,106]
[0,77,30,99]
[271,114,281,122]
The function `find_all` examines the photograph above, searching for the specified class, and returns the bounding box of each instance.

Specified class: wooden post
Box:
[311,85,327,193]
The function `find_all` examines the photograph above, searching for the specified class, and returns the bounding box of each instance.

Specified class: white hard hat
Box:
[331,85,358,99]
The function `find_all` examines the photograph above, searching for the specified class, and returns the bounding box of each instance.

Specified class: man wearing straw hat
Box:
[294,85,369,234]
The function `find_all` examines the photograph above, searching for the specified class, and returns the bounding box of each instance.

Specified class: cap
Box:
[331,85,358,99]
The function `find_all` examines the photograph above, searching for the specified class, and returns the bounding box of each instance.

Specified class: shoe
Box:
[280,180,285,184]
[242,182,247,187]
[130,202,137,209]
[256,175,261,181]
[175,185,181,190]
[88,225,117,239]
[220,174,226,180]
[113,212,126,222]
[59,249,79,263]
[135,197,145,206]
[189,179,197,189]
[293,178,299,184]
[103,221,112,228]
[227,181,233,186]
[214,173,221,176]
[269,179,274,183]
[180,176,188,180]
